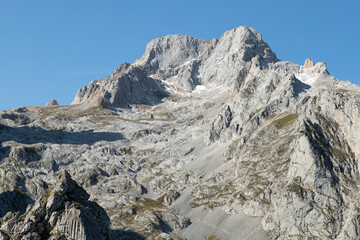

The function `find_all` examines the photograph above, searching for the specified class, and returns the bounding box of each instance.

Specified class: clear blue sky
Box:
[0,0,359,110]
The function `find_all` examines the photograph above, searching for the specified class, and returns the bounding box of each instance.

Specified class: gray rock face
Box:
[72,65,169,108]
[1,26,360,239]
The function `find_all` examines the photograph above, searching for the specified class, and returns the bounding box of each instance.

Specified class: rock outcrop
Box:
[45,99,59,106]
[304,58,315,68]
[0,171,110,240]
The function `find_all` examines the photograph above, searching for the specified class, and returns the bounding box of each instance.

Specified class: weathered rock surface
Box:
[1,26,360,239]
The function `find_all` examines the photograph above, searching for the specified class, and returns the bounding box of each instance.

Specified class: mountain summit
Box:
[72,26,278,108]
[1,26,360,239]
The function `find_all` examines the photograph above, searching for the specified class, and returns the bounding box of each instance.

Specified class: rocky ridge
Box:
[1,26,360,239]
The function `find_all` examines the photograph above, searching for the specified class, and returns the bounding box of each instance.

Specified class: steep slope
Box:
[1,26,360,240]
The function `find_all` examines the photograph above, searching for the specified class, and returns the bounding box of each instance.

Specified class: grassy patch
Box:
[273,113,299,129]
[113,116,176,126]
[287,182,305,198]
[329,147,349,163]
[205,232,221,240]
[134,197,164,211]
[189,183,236,209]
[229,138,242,149]
[336,89,350,93]
[137,117,177,122]
[30,106,111,119]
[44,190,52,201]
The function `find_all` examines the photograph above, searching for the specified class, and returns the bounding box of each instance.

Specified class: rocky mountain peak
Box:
[221,26,263,43]
[72,26,280,108]
[216,26,277,62]
[112,62,131,75]
[134,34,217,75]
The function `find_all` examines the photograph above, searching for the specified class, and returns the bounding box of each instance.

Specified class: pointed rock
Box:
[304,58,315,68]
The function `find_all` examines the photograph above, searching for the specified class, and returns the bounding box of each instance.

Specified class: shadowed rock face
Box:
[2,26,360,240]
[0,123,124,145]
[0,191,34,218]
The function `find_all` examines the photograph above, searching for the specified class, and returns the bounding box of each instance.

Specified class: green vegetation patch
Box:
[134,197,164,211]
[336,89,350,93]
[189,183,237,209]
[273,113,299,129]
[329,147,350,163]
[205,232,221,240]
[287,182,306,198]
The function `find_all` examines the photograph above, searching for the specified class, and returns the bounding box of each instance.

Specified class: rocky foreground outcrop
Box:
[0,167,189,240]
[1,26,360,239]
[0,171,110,239]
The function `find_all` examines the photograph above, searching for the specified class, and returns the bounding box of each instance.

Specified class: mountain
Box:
[1,26,360,239]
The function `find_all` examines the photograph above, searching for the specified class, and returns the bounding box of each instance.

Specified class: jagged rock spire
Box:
[304,58,315,68]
